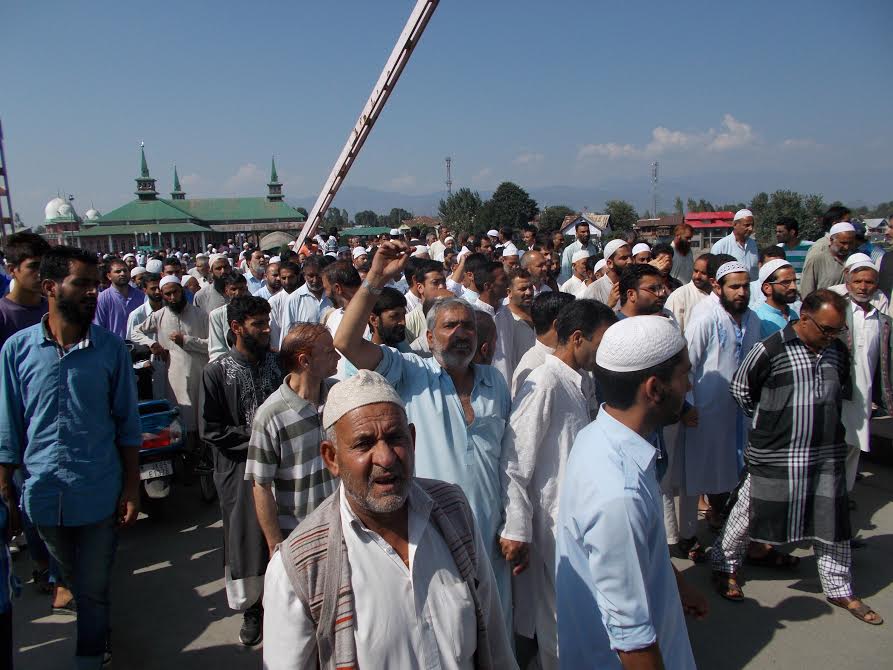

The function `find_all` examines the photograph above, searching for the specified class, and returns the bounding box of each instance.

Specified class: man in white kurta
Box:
[132,277,209,436]
[499,300,615,668]
[839,262,883,491]
[682,263,761,503]
[664,255,712,336]
[559,249,591,297]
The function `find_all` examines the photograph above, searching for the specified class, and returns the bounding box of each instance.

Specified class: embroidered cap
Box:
[829,222,856,236]
[758,259,792,285]
[596,315,686,373]
[602,239,629,260]
[571,249,591,264]
[323,370,406,430]
[716,261,749,282]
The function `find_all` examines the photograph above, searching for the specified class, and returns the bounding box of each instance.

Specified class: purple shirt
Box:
[0,297,48,350]
[93,285,145,339]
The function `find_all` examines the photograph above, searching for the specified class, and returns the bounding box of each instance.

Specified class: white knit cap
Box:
[844,252,872,269]
[444,236,455,243]
[130,266,147,278]
[159,275,181,288]
[758,258,792,285]
[848,260,878,274]
[594,258,607,273]
[122,253,135,260]
[411,245,429,257]
[322,370,405,430]
[352,247,368,259]
[502,243,519,258]
[716,261,749,282]
[571,249,591,264]
[209,253,226,265]
[602,239,629,260]
[487,229,499,238]
[829,222,856,236]
[195,253,208,260]
[596,315,686,373]
[146,259,164,273]
[269,256,281,264]
[389,228,401,236]
[734,209,754,221]
[632,243,651,256]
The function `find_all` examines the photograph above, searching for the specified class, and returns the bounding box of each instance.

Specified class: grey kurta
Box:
[131,303,209,431]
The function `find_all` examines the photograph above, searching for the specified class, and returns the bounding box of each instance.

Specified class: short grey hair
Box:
[425,296,475,333]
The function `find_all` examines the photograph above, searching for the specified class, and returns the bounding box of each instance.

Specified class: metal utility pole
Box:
[650,161,659,218]
[294,0,441,250]
[0,119,14,244]
[445,156,452,196]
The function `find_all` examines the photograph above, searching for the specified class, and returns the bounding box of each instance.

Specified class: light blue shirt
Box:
[280,283,333,347]
[375,345,512,630]
[245,272,266,295]
[711,232,759,280]
[560,239,599,284]
[255,285,275,300]
[0,319,142,526]
[556,409,695,669]
[753,300,799,339]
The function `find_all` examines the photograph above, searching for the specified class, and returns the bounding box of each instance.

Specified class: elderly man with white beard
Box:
[262,371,516,669]
[334,240,515,640]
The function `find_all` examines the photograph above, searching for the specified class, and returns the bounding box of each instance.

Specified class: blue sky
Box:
[6,0,892,224]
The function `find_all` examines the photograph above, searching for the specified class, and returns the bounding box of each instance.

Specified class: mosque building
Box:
[44,146,305,253]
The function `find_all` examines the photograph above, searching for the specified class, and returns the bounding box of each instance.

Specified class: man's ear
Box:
[42,279,56,299]
[641,375,664,406]
[320,439,339,478]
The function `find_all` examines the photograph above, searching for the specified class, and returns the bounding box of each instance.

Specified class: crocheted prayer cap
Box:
[323,370,405,430]
[596,315,686,373]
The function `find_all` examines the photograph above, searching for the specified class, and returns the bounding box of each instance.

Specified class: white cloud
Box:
[514,152,544,165]
[180,173,202,189]
[389,174,416,191]
[224,163,264,191]
[578,113,759,162]
[471,167,492,185]
[781,138,818,149]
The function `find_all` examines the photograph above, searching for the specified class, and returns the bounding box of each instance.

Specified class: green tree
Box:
[749,192,770,243]
[604,199,639,233]
[354,210,379,228]
[483,182,539,229]
[674,196,685,216]
[539,205,576,231]
[324,207,348,228]
[438,188,483,234]
[295,206,309,220]
[382,208,413,228]
[802,194,827,241]
[686,198,699,213]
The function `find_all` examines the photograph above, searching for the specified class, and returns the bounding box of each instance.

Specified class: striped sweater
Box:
[281,478,493,670]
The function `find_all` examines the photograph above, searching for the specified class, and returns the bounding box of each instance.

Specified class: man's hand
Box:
[117,484,140,528]
[169,331,185,347]
[369,240,410,284]
[499,537,530,576]
[607,282,621,308]
[677,574,709,620]
[681,406,699,427]
[649,256,672,275]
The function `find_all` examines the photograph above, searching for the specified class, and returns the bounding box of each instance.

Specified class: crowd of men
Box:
[0,204,888,668]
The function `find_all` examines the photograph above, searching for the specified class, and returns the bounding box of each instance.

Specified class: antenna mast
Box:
[445,156,452,196]
[650,161,659,218]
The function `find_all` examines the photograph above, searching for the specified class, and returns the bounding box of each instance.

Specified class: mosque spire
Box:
[267,155,283,202]
[171,164,185,200]
[135,142,158,200]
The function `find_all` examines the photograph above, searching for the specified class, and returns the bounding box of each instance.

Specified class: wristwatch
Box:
[361,279,384,296]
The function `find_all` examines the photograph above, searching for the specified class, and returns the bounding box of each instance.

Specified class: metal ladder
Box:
[0,119,12,245]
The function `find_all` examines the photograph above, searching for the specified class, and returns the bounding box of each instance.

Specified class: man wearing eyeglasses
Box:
[753,259,800,338]
[617,264,674,320]
[712,289,883,626]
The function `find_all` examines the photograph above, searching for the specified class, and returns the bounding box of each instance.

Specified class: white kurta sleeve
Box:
[262,551,318,670]
[130,311,159,346]
[500,380,551,542]
[472,523,520,670]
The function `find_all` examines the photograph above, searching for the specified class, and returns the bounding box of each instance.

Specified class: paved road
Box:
[12,459,893,669]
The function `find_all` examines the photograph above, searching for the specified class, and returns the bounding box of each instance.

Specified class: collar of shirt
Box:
[471,298,496,316]
[428,355,494,392]
[543,353,584,389]
[40,314,91,357]
[339,480,432,553]
[594,405,658,473]
[279,374,330,415]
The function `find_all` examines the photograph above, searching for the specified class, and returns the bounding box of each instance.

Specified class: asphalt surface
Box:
[11,458,893,669]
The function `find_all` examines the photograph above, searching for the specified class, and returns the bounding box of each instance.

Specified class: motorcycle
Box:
[128,341,187,516]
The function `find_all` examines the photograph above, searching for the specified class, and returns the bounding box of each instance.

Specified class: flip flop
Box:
[827,597,883,625]
[745,547,800,570]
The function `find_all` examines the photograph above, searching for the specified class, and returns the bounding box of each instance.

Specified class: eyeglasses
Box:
[768,279,797,287]
[639,284,670,297]
[803,313,848,338]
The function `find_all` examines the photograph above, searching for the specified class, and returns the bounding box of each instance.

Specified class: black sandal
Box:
[745,547,800,570]
[712,571,744,601]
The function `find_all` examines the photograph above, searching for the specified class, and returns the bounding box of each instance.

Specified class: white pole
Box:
[293,0,440,251]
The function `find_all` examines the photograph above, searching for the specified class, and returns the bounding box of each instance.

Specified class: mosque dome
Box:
[44,196,66,220]
[85,208,100,221]
[56,203,77,219]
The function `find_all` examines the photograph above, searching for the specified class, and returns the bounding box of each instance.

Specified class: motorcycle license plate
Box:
[140,460,173,480]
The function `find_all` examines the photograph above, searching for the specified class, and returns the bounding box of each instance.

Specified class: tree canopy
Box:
[539,205,576,231]
[604,199,638,233]
[477,182,539,231]
[438,188,483,234]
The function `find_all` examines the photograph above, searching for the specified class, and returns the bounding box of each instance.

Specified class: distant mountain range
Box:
[288,168,889,219]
